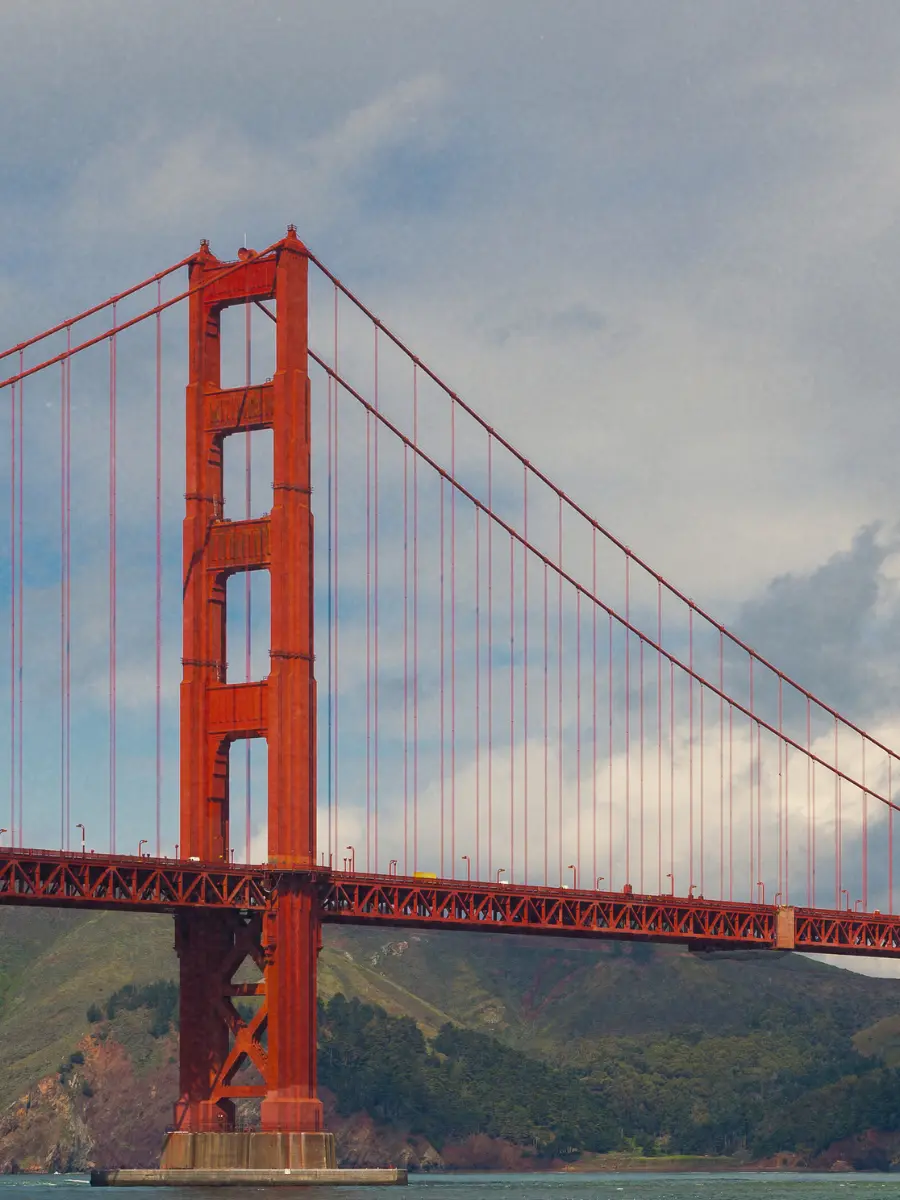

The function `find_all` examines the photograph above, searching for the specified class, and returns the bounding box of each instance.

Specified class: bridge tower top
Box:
[180,225,315,868]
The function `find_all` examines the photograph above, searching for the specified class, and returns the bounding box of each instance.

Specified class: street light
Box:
[568,864,577,890]
[666,872,675,895]
[595,876,604,890]
[346,845,355,872]
[461,855,471,881]
[389,859,398,876]
[76,823,85,854]
[0,828,7,846]
[138,839,148,857]
[841,888,850,910]
[757,881,765,905]
[497,867,506,883]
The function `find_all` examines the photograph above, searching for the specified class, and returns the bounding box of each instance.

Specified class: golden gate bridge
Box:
[0,228,898,1167]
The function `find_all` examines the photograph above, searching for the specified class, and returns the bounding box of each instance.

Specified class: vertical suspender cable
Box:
[658,584,663,894]
[724,633,729,897]
[748,660,754,897]
[245,302,252,862]
[9,379,15,846]
[412,364,419,873]
[778,680,784,902]
[489,436,496,878]
[729,703,734,899]
[811,700,816,902]
[889,757,894,914]
[155,290,162,857]
[59,357,66,848]
[699,684,704,895]
[333,286,340,862]
[65,337,72,851]
[688,608,693,889]
[593,535,598,891]
[439,477,445,875]
[625,555,630,884]
[509,535,515,880]
[557,498,563,885]
[862,736,867,910]
[450,397,456,874]
[373,328,380,872]
[784,739,790,905]
[543,561,549,886]
[475,507,481,879]
[523,469,528,883]
[109,311,117,852]
[365,375,372,871]
[17,354,24,844]
[816,700,820,902]
[639,638,644,892]
[834,718,840,909]
[609,612,614,886]
[670,659,675,889]
[326,322,334,866]
[402,401,409,875]
[757,720,762,895]
[577,591,582,887]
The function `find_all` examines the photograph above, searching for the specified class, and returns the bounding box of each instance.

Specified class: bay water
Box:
[0,1175,898,1200]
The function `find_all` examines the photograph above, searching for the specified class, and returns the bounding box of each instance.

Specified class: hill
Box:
[4,907,900,1170]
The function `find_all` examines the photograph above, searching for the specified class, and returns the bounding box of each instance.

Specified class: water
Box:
[0,1175,898,1200]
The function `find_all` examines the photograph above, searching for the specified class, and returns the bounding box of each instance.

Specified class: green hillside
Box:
[5,907,900,1166]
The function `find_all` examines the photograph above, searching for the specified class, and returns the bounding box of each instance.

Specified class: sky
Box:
[3,1,900,974]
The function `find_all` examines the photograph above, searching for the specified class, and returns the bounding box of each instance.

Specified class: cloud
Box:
[734,524,900,721]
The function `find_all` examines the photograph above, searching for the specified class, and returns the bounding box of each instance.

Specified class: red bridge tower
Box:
[167,228,329,1168]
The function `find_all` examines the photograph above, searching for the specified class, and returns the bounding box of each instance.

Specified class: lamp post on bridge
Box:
[497,867,506,883]
[841,889,850,910]
[346,845,355,873]
[757,881,765,905]
[138,839,148,858]
[389,859,398,876]
[595,876,604,890]
[666,872,675,895]
[461,855,471,881]
[0,828,6,846]
[75,823,85,854]
[568,864,577,890]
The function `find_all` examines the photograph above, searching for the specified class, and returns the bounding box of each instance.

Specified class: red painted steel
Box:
[177,229,321,1136]
[6,850,900,958]
[0,848,275,911]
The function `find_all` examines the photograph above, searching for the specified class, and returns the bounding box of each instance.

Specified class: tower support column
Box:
[175,229,323,1141]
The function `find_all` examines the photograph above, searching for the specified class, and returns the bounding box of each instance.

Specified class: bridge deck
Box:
[1,848,898,957]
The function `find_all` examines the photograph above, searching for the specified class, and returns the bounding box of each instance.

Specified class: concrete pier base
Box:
[90,1132,407,1186]
[90,1167,407,1187]
[159,1130,338,1170]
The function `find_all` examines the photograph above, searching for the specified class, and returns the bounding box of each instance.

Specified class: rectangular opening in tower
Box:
[226,569,271,683]
[219,300,277,390]
[230,736,268,864]
[222,427,274,521]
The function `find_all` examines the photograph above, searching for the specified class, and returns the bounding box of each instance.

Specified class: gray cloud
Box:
[734,524,900,722]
